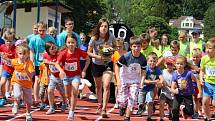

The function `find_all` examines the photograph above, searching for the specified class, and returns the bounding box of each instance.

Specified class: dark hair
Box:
[65,33,77,43]
[170,40,180,49]
[92,18,110,42]
[140,33,150,43]
[64,17,74,23]
[161,33,170,45]
[147,52,158,60]
[45,41,56,55]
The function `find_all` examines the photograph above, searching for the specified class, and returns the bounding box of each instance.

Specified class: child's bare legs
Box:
[47,88,55,108]
[70,82,79,111]
[0,77,7,99]
[159,100,165,119]
[148,102,153,118]
[34,75,40,102]
[203,96,211,119]
[5,79,11,98]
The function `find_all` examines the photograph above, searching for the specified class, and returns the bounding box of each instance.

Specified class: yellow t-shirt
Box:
[200,55,215,84]
[141,45,154,57]
[11,58,34,89]
[39,63,49,85]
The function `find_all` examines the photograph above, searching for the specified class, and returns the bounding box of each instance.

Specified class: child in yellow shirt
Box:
[11,45,34,121]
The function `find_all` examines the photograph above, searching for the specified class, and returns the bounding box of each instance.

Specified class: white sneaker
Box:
[114,103,119,109]
[88,93,97,100]
[68,111,74,121]
[5,92,11,99]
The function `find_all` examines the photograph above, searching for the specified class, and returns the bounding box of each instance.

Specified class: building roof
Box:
[5,1,72,15]
[169,16,203,29]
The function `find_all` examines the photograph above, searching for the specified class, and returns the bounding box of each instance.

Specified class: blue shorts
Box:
[48,74,65,94]
[1,70,12,79]
[63,75,80,86]
[203,82,215,100]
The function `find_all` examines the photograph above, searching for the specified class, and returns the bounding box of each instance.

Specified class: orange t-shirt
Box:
[11,58,34,89]
[39,63,49,86]
[111,51,122,85]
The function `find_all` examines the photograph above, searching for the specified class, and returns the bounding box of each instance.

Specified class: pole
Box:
[37,0,40,22]
[13,0,16,30]
[55,0,59,29]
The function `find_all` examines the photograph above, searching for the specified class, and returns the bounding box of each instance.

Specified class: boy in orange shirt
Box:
[10,45,34,121]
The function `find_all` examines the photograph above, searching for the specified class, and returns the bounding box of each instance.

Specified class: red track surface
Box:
[0,88,214,121]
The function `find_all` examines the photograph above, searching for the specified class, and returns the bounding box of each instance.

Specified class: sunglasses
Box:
[50,46,57,50]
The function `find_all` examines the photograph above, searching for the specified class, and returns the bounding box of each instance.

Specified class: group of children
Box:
[0,17,214,121]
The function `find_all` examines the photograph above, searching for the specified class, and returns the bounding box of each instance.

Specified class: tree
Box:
[136,16,178,40]
[203,3,215,40]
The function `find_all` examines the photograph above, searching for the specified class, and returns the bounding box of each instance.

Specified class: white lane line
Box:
[6,108,40,121]
[95,107,115,121]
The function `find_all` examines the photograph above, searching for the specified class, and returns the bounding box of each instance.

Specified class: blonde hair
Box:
[16,45,30,54]
[192,48,202,57]
[206,41,215,49]
[48,27,56,33]
[37,21,47,29]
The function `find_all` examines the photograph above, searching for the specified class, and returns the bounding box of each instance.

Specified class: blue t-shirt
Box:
[29,34,56,66]
[0,37,5,45]
[172,70,195,96]
[189,60,200,88]
[80,43,89,70]
[27,34,37,43]
[143,65,162,91]
[56,31,81,47]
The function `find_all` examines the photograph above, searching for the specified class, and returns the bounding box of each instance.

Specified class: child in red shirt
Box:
[0,31,16,105]
[55,34,90,120]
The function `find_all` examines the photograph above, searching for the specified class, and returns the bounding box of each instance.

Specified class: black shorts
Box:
[91,62,113,77]
[159,93,173,108]
[35,66,40,76]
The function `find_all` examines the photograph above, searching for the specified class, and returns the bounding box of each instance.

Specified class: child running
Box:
[43,41,67,114]
[0,31,16,105]
[200,41,215,121]
[137,52,164,121]
[115,36,147,121]
[55,34,90,121]
[112,37,127,109]
[171,56,202,121]
[10,45,34,121]
[159,57,175,121]
[189,48,202,119]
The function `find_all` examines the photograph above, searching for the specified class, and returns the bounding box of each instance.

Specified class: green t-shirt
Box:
[179,41,190,58]
[159,45,170,54]
[141,45,154,57]
[200,55,215,84]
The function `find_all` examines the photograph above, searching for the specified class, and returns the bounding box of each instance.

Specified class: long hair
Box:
[92,18,110,42]
[176,56,194,70]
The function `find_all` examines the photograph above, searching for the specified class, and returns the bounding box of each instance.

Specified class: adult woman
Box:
[87,18,115,118]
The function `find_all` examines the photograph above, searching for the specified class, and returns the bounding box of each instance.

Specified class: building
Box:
[169,16,204,39]
[0,1,72,38]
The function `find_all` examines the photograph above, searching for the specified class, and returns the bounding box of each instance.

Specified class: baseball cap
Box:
[191,29,201,35]
[209,37,215,41]
[165,57,175,65]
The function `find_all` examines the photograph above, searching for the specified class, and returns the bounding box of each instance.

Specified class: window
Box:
[185,23,189,27]
[48,19,53,27]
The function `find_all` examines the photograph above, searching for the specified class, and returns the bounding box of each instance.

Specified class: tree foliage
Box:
[203,3,215,39]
